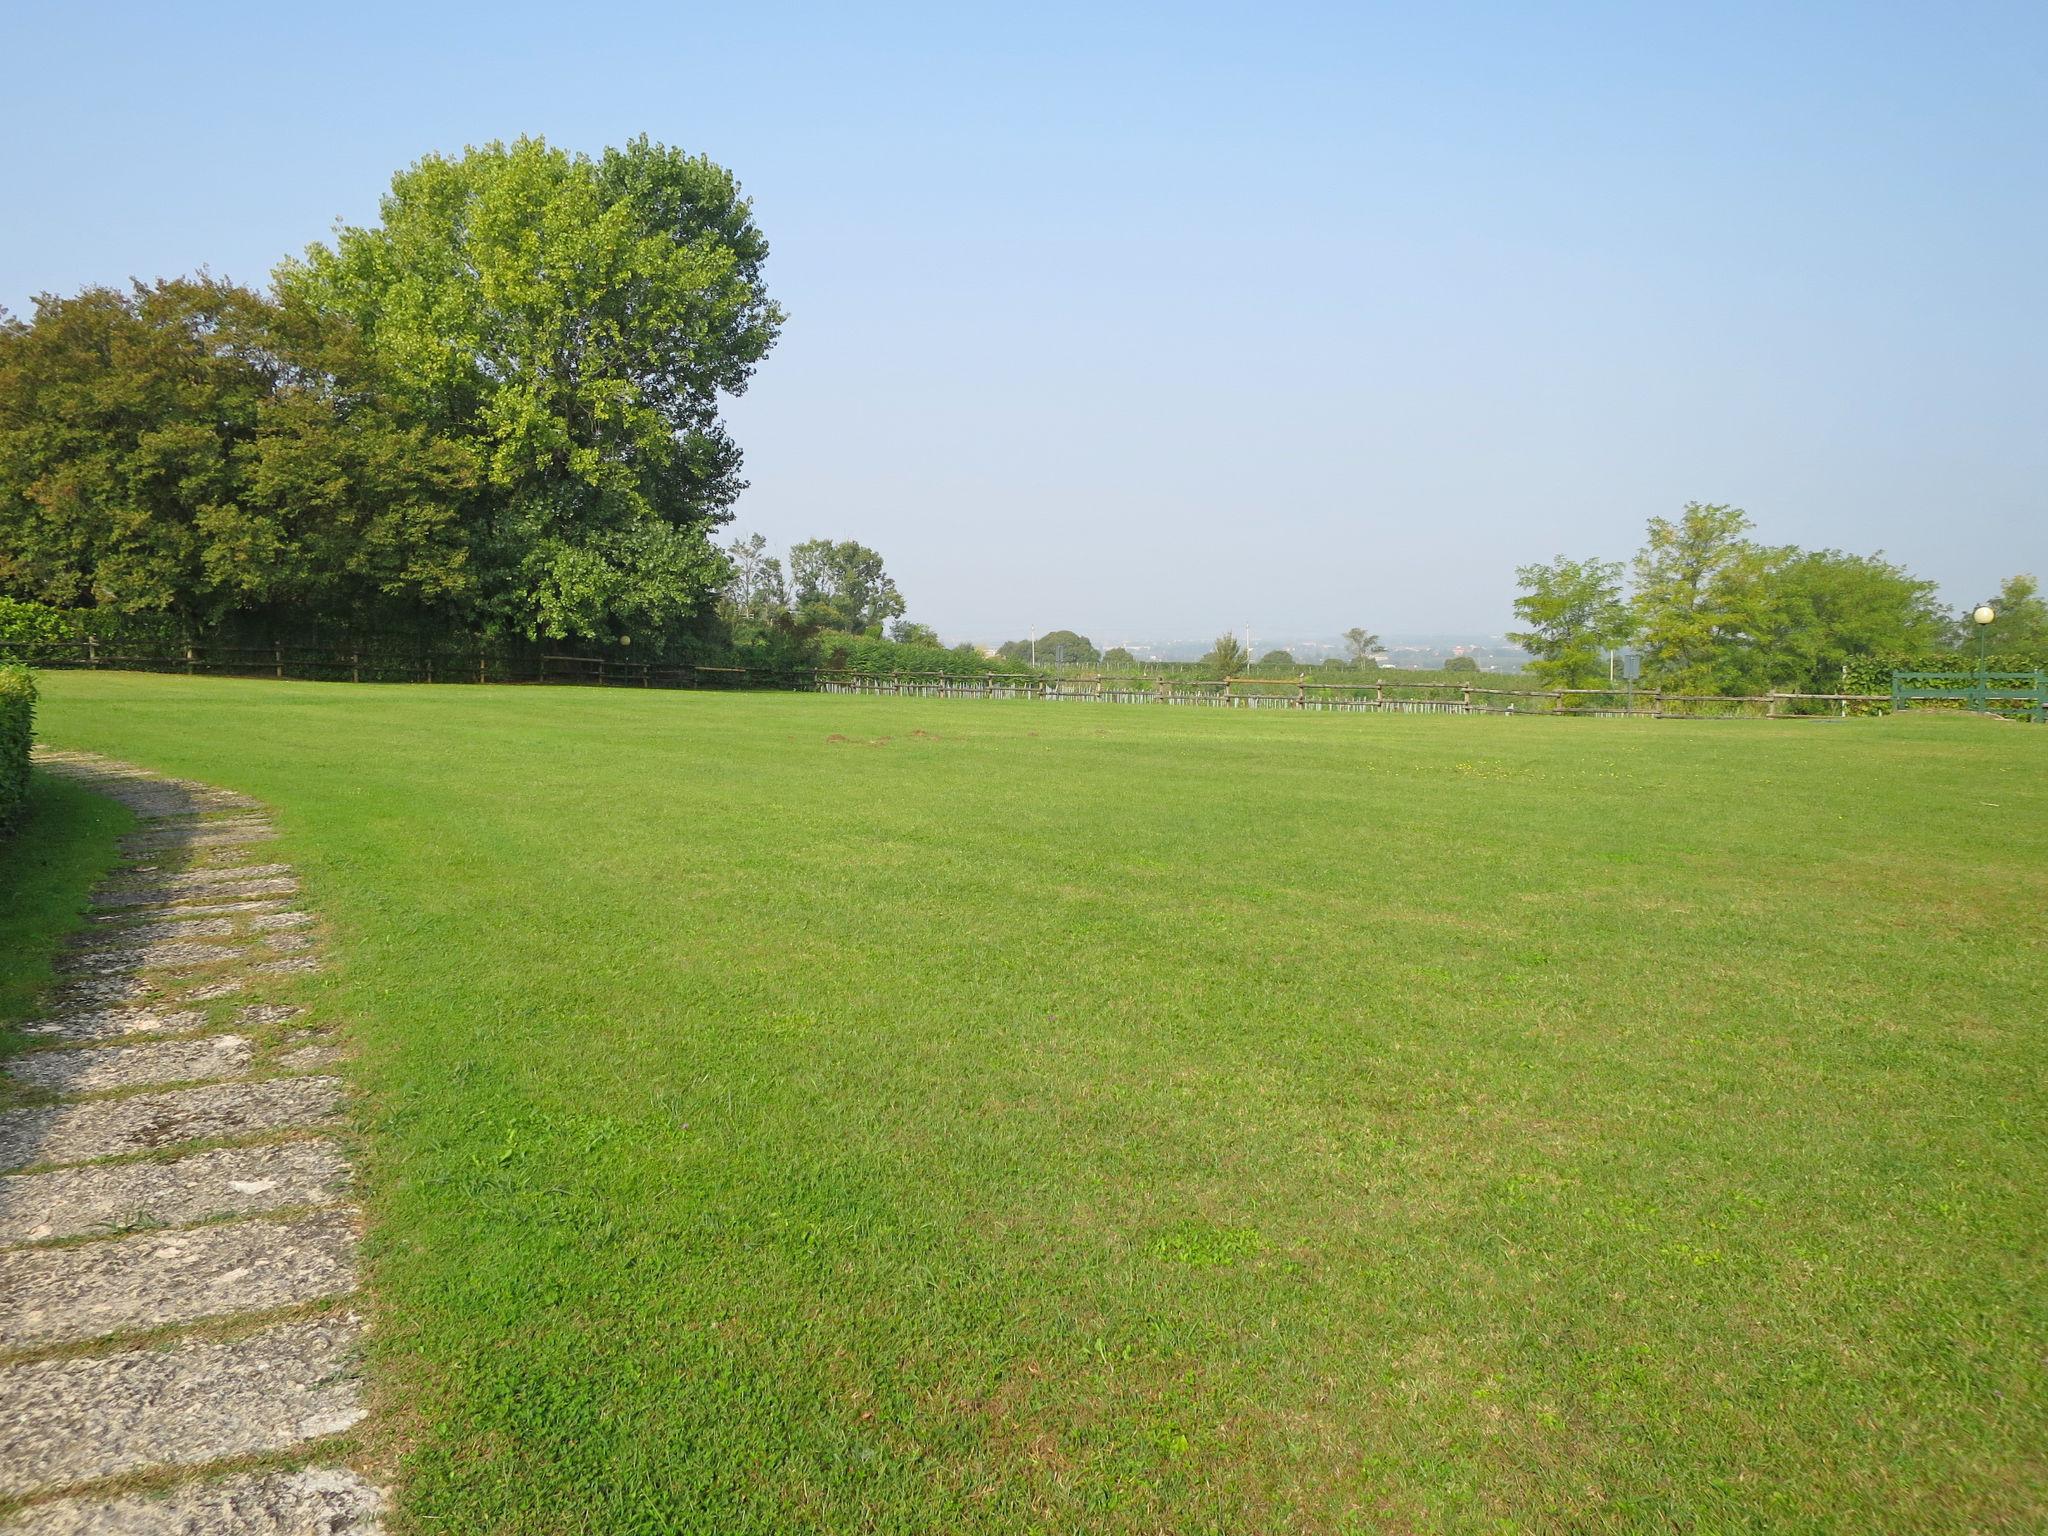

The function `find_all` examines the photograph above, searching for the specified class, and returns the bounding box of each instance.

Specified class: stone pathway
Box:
[1,753,381,1534]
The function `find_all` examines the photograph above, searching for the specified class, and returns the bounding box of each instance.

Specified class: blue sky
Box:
[5,2,2042,639]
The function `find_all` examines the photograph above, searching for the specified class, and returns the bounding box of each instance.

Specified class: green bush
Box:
[0,666,35,833]
[0,597,76,661]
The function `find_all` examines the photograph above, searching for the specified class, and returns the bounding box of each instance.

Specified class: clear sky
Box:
[5,2,2043,640]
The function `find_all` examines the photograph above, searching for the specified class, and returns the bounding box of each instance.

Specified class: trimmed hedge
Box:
[0,666,34,833]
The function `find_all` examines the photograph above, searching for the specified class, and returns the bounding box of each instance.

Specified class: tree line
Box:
[0,137,787,654]
[1509,505,2044,691]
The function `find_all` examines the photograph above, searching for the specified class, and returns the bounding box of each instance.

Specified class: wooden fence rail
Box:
[814,671,1896,718]
[23,643,1960,719]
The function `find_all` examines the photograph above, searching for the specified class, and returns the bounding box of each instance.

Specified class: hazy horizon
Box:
[6,2,2042,637]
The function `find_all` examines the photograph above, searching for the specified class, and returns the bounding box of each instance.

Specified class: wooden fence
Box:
[817,671,1891,719]
[33,640,810,691]
[26,643,1926,719]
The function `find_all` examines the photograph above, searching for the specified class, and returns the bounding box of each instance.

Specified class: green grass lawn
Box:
[20,673,2048,1534]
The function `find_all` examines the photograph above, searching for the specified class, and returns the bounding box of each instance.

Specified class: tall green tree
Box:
[1748,549,1947,688]
[720,533,788,621]
[1962,573,2048,653]
[1342,626,1382,664]
[789,539,903,633]
[1507,556,1631,687]
[1630,503,1779,691]
[280,136,782,644]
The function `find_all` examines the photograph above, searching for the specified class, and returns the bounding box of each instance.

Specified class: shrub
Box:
[0,666,34,833]
[0,597,75,661]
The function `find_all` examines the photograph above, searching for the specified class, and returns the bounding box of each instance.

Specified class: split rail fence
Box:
[817,672,1890,719]
[35,642,2043,720]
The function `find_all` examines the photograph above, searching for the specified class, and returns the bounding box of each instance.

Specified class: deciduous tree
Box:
[1508,556,1630,688]
[790,539,903,633]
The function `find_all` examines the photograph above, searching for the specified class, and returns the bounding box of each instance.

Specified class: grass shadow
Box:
[0,767,137,1052]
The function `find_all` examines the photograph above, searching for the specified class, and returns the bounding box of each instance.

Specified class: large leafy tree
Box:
[280,136,782,643]
[789,539,904,633]
[1507,555,1631,688]
[1341,626,1382,664]
[1747,549,1947,689]
[1630,503,1780,692]
[0,279,472,626]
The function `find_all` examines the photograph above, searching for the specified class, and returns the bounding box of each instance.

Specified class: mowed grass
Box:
[26,672,2048,1534]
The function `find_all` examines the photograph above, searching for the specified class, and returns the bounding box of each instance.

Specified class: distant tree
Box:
[1961,573,2048,653]
[1342,627,1382,664]
[789,539,904,633]
[720,534,788,620]
[1508,556,1631,688]
[889,619,940,646]
[1259,648,1295,667]
[1443,654,1479,673]
[1037,629,1098,666]
[1203,631,1248,673]
[1102,646,1137,669]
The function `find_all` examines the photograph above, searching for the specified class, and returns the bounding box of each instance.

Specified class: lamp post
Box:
[1972,604,1996,713]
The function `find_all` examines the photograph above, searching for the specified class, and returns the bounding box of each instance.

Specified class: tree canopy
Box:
[790,539,904,633]
[0,137,782,649]
[1508,556,1630,688]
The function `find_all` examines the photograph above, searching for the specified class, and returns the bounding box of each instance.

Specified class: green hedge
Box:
[0,666,34,833]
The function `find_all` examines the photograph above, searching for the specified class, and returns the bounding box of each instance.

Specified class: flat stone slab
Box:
[95,870,295,907]
[0,1314,365,1497]
[253,957,322,976]
[82,917,236,945]
[0,1077,345,1172]
[15,1009,206,1046]
[249,911,315,932]
[0,1466,385,1534]
[123,827,278,854]
[93,897,296,923]
[0,1210,357,1348]
[7,1037,252,1096]
[273,1046,344,1076]
[0,1142,351,1246]
[235,1005,303,1029]
[60,940,247,977]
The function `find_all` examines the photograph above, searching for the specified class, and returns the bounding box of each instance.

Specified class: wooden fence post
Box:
[351,651,360,684]
[85,634,98,669]
[184,643,195,676]
[274,642,283,680]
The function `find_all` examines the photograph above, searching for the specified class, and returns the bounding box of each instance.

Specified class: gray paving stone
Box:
[0,1210,357,1348]
[0,1077,345,1172]
[82,917,237,946]
[263,933,316,953]
[181,980,247,1003]
[234,1005,303,1029]
[0,1466,385,1534]
[93,898,295,923]
[0,1314,365,1497]
[96,870,295,907]
[252,957,322,976]
[272,1047,344,1076]
[16,1009,207,1046]
[124,826,277,854]
[60,940,247,977]
[0,1141,351,1246]
[249,911,315,933]
[7,1037,253,1097]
